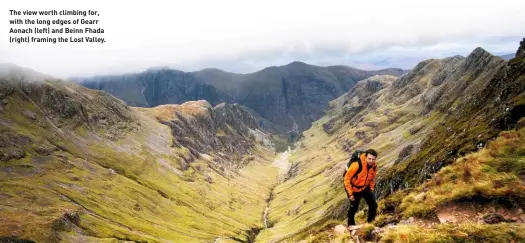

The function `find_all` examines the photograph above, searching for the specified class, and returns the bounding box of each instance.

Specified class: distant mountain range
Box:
[499,53,516,60]
[75,62,407,135]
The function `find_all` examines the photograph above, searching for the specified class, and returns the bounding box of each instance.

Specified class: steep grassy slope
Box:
[255,41,525,242]
[77,62,405,135]
[378,126,525,225]
[298,126,525,243]
[0,67,281,243]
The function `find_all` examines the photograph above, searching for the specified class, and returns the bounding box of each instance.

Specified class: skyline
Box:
[1,0,524,78]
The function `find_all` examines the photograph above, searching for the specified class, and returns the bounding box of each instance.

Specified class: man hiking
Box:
[344,149,378,226]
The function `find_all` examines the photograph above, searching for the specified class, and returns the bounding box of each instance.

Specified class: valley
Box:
[0,39,524,243]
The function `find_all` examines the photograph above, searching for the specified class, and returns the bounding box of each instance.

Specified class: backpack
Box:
[343,150,364,195]
[343,150,364,177]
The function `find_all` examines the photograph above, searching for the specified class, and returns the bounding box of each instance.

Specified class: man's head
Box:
[365,149,378,164]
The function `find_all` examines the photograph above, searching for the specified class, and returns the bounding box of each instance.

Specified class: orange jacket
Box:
[344,153,377,196]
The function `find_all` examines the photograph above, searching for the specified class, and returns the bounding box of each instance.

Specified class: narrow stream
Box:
[263,203,270,228]
[263,147,291,229]
[223,148,292,243]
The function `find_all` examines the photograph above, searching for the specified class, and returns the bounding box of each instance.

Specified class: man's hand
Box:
[349,195,355,201]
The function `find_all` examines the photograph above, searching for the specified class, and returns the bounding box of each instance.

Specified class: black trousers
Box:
[347,187,377,225]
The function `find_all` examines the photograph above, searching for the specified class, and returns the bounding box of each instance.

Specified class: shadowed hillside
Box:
[77,63,405,135]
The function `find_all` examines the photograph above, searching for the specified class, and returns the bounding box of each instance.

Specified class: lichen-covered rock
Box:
[394,144,414,165]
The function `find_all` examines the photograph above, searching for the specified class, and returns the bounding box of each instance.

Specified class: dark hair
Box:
[366,149,378,157]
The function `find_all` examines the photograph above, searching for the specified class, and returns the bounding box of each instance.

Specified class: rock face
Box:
[0,64,134,131]
[80,68,234,108]
[323,75,397,134]
[517,38,525,57]
[77,62,405,134]
[146,101,263,168]
[0,64,137,163]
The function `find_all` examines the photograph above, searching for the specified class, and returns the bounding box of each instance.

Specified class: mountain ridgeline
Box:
[375,42,525,197]
[77,63,405,135]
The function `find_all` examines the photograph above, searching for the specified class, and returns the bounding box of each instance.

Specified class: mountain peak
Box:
[199,67,227,73]
[469,47,492,58]
[285,61,309,67]
[464,47,497,70]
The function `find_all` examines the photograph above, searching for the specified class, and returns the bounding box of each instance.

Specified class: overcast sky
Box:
[1,0,524,78]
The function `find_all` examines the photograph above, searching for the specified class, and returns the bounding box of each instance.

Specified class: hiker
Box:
[343,149,378,226]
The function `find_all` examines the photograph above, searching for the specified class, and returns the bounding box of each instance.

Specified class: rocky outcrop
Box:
[394,144,414,165]
[386,47,505,116]
[323,75,397,134]
[146,100,265,169]
[517,38,525,57]
[0,65,138,165]
[0,65,134,133]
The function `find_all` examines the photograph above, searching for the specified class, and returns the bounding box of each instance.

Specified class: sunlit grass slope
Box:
[0,79,279,243]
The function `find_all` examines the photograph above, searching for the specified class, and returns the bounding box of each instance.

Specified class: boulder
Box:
[108,168,116,175]
[22,110,36,120]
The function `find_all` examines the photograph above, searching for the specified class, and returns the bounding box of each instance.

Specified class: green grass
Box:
[255,89,446,242]
[0,92,281,243]
[286,128,525,243]
[380,223,525,243]
[388,128,525,220]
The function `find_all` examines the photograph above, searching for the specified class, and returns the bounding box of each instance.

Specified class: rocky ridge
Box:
[77,62,406,135]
